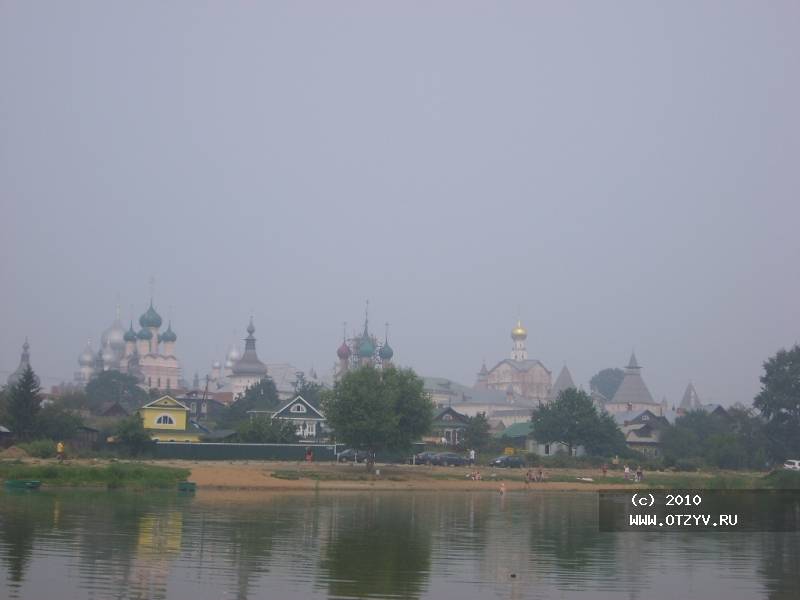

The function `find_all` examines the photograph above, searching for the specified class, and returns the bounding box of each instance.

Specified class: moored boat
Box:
[4,479,42,490]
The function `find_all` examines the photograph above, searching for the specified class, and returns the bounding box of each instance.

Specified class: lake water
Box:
[1,489,797,599]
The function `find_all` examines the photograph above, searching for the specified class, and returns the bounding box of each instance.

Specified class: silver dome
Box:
[101,342,116,366]
[226,344,241,362]
[102,316,127,352]
[78,340,94,367]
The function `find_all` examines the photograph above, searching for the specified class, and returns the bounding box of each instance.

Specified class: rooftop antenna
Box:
[385,322,390,342]
[149,275,156,304]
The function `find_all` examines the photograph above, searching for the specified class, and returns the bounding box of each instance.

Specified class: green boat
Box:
[177,481,197,492]
[4,480,42,490]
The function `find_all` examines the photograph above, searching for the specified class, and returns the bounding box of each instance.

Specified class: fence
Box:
[153,441,343,461]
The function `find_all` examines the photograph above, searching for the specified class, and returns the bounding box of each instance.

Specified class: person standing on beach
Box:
[56,441,65,463]
[624,464,630,480]
[469,448,476,466]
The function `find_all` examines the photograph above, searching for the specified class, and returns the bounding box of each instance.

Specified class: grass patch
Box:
[761,470,800,489]
[0,461,189,490]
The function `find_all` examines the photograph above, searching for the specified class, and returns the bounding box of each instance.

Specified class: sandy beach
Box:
[142,459,639,493]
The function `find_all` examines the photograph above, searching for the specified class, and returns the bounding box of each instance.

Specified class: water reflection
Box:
[0,490,798,600]
[319,495,433,599]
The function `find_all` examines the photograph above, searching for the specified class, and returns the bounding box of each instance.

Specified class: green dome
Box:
[137,328,153,340]
[379,342,393,360]
[139,302,162,328]
[160,322,177,343]
[358,336,375,358]
[123,322,137,343]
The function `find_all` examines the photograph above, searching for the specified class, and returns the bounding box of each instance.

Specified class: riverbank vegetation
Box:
[0,461,189,489]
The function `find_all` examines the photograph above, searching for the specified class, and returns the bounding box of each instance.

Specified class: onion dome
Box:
[212,360,222,369]
[379,342,393,361]
[78,341,94,367]
[101,309,126,351]
[139,301,163,329]
[160,322,177,343]
[101,343,115,365]
[358,336,375,358]
[137,327,153,340]
[337,340,351,360]
[123,322,137,342]
[511,320,527,340]
[226,344,241,364]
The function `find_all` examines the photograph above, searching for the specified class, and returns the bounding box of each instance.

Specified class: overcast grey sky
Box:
[1,1,798,406]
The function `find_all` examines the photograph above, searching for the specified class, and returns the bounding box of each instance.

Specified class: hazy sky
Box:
[1,2,798,406]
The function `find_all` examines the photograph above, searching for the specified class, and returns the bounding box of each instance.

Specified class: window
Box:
[291,404,306,413]
[156,414,175,425]
[157,377,161,388]
[443,413,453,421]
[641,415,649,421]
[544,444,551,456]
[191,402,197,413]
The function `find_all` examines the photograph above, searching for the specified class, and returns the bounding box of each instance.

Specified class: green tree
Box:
[295,379,324,408]
[58,390,90,412]
[589,368,624,401]
[754,345,800,461]
[7,366,42,440]
[661,407,768,469]
[584,410,628,456]
[114,414,153,456]
[323,366,433,469]
[219,377,281,428]
[235,417,298,443]
[464,413,491,451]
[85,371,148,414]
[0,387,8,423]
[531,388,622,456]
[35,404,84,440]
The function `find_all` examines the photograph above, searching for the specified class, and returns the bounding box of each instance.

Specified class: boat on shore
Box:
[177,481,197,492]
[4,479,42,490]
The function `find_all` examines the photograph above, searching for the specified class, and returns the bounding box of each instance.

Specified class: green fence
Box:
[153,442,343,461]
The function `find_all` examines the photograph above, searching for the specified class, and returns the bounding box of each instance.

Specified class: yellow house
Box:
[138,395,200,442]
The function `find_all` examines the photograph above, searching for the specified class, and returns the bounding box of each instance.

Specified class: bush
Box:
[18,439,57,458]
[674,457,704,472]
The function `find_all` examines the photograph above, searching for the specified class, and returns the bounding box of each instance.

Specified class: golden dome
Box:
[511,320,527,339]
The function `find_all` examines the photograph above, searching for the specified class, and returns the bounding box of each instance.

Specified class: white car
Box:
[783,459,800,471]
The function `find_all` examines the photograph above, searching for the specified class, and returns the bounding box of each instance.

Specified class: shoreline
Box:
[1,458,777,493]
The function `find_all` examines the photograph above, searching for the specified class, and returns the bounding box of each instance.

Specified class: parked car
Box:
[431,452,469,467]
[411,451,440,465]
[489,455,525,468]
[338,449,369,463]
[783,459,800,471]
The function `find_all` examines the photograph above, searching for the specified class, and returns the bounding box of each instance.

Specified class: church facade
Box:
[75,301,183,392]
[475,320,552,406]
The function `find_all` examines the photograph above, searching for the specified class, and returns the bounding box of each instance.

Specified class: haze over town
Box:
[1,2,798,407]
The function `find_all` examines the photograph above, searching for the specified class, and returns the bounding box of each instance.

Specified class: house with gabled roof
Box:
[271,395,325,439]
[137,395,200,442]
[426,406,470,446]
